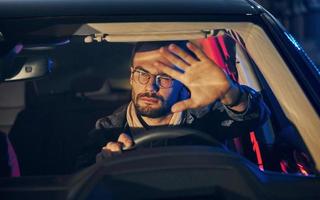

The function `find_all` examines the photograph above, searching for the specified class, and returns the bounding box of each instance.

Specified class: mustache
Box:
[137,92,164,101]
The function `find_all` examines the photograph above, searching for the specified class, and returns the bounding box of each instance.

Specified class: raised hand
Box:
[155,42,240,113]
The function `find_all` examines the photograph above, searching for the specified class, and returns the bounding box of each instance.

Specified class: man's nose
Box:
[145,76,159,92]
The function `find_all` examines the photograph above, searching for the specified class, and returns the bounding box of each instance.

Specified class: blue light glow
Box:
[285,32,301,51]
[47,59,54,73]
[285,32,320,76]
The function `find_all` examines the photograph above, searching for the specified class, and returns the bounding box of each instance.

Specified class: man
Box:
[77,41,269,168]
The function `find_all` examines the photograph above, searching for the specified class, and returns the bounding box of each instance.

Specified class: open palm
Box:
[155,42,233,113]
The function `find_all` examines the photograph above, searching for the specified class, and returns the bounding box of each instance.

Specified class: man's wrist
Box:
[220,83,248,112]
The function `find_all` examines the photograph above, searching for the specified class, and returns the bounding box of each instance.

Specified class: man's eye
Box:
[139,71,150,78]
[158,76,173,88]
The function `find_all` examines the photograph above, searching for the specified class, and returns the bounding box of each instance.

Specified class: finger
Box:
[168,44,198,64]
[159,47,189,70]
[186,42,207,61]
[104,141,122,152]
[117,133,133,149]
[171,99,193,113]
[153,62,184,82]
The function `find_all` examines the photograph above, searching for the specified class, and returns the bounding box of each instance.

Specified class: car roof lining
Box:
[28,22,254,38]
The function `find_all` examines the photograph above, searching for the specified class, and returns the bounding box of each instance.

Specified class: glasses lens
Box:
[158,76,173,88]
[134,70,150,85]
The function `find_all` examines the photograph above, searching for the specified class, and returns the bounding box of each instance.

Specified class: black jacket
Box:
[76,86,270,169]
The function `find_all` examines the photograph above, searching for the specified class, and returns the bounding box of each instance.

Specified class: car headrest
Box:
[70,75,105,93]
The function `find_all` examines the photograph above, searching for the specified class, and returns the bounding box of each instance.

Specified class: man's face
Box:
[131,48,183,118]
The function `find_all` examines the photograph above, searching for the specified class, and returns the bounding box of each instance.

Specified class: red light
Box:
[280,160,288,173]
[250,132,264,171]
[297,163,309,176]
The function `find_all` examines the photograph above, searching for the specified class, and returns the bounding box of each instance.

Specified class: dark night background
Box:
[256,0,320,67]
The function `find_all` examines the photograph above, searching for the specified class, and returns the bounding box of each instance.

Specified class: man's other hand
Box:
[101,133,133,155]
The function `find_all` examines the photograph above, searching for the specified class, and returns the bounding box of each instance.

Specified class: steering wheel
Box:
[128,127,225,149]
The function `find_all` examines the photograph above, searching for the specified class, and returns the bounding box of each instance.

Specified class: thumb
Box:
[117,133,133,150]
[171,99,193,113]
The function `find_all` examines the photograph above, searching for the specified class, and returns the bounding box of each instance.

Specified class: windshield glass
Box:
[0,22,318,177]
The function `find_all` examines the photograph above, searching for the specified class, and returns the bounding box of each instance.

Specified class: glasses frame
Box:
[132,68,174,89]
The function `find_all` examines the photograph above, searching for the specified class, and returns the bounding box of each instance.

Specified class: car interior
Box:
[0,22,318,179]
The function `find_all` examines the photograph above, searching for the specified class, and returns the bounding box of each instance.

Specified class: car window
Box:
[1,22,318,177]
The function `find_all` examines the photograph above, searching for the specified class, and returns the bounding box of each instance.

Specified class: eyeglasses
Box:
[132,68,174,88]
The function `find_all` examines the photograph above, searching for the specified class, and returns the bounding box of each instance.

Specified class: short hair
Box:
[130,40,195,66]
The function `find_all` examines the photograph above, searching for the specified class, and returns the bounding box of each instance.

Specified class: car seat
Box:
[9,75,130,175]
[199,30,268,171]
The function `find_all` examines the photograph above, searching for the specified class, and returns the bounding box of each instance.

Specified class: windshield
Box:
[0,22,318,177]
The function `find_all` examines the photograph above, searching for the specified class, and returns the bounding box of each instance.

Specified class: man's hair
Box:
[130,40,195,66]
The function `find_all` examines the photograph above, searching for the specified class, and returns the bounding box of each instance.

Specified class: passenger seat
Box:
[9,76,130,176]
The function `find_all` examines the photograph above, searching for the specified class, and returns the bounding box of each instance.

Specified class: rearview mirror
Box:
[2,57,53,82]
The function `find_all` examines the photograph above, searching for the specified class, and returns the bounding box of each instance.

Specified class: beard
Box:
[133,92,171,118]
